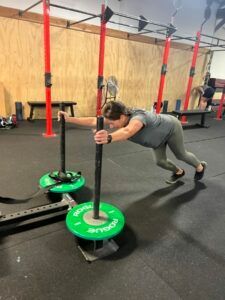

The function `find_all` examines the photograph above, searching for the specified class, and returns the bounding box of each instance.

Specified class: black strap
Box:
[49,171,81,183]
[0,171,82,203]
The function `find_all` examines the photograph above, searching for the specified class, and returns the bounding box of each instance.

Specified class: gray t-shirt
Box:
[128,109,175,149]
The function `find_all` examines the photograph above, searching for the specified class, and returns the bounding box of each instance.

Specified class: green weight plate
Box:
[39,171,85,193]
[66,202,125,240]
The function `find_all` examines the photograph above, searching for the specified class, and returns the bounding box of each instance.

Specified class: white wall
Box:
[211,51,225,79]
[0,0,225,78]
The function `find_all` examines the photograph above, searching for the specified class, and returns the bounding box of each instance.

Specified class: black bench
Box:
[27,101,77,121]
[172,110,211,128]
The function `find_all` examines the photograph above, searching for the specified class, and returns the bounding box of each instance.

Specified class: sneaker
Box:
[194,161,207,181]
[166,169,185,184]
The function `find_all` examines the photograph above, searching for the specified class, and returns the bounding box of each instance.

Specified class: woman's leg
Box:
[167,118,202,168]
[198,97,207,110]
[153,144,180,172]
[153,142,185,184]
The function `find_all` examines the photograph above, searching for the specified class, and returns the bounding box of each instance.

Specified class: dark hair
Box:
[103,101,131,120]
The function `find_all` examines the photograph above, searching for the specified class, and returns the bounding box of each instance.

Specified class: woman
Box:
[58,101,206,184]
[192,85,215,111]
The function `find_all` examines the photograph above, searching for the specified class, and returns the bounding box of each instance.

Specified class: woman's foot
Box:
[166,169,185,184]
[194,161,207,181]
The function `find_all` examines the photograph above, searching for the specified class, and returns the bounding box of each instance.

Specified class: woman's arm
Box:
[94,119,144,144]
[191,86,204,96]
[58,111,97,127]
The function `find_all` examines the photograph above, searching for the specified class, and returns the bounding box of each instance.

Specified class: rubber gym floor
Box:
[0,113,225,300]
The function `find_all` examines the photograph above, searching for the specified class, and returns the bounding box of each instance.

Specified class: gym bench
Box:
[27,101,77,121]
[172,109,211,128]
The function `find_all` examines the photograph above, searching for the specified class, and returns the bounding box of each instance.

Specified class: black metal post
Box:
[94,116,104,219]
[201,33,225,43]
[59,103,66,174]
[19,0,42,16]
[68,14,101,27]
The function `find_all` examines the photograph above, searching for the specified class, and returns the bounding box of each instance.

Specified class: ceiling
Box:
[0,0,224,43]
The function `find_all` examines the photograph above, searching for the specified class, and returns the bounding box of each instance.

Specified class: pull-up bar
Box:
[113,11,175,32]
[49,3,101,28]
[49,3,175,34]
[49,4,140,33]
[201,33,225,43]
[172,32,225,49]
[19,1,178,122]
[129,27,225,51]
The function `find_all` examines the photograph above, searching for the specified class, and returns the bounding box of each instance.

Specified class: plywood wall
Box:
[0,15,208,118]
[0,82,6,115]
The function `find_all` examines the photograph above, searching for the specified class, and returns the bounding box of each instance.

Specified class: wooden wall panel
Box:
[50,27,99,117]
[0,17,43,117]
[0,15,208,119]
[0,82,7,115]
[106,39,163,110]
